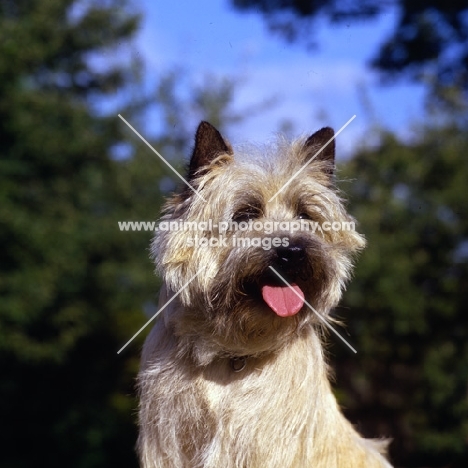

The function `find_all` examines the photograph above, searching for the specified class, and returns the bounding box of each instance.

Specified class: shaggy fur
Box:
[138,122,393,467]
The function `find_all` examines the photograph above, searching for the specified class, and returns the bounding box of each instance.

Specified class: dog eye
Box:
[298,213,311,220]
[233,206,261,222]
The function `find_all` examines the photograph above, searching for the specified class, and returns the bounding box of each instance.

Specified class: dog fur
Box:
[137,122,393,467]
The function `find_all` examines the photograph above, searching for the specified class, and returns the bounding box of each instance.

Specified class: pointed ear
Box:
[188,121,233,179]
[303,127,335,175]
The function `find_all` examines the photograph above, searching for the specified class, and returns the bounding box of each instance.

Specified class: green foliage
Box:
[0,1,150,466]
[334,125,468,466]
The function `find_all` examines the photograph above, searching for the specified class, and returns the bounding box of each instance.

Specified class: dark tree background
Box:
[1,1,467,467]
[335,126,468,467]
[0,1,150,467]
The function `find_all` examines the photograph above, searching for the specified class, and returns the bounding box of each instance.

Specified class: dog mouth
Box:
[229,242,314,318]
[260,282,305,317]
[243,269,307,318]
[261,243,311,317]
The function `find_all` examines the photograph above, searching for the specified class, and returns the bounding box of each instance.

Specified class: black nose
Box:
[276,244,306,267]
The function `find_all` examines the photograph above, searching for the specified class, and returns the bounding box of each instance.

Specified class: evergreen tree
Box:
[335,125,468,467]
[0,1,148,466]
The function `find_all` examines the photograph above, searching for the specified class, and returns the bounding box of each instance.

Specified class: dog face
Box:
[151,122,365,358]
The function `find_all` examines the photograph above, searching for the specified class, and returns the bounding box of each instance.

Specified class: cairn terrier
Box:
[138,122,392,467]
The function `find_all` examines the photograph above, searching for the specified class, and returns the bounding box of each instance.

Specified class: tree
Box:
[333,124,468,467]
[0,1,148,466]
[231,0,468,102]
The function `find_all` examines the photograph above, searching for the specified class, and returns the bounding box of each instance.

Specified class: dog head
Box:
[151,122,365,359]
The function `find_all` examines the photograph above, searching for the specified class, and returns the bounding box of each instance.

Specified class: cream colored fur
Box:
[138,123,393,467]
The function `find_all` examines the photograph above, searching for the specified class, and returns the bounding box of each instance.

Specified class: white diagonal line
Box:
[118,114,206,202]
[268,266,357,354]
[268,115,356,203]
[117,268,205,354]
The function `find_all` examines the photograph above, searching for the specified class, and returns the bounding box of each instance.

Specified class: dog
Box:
[137,122,392,467]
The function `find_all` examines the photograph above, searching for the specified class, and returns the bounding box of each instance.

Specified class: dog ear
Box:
[188,121,233,179]
[303,127,335,175]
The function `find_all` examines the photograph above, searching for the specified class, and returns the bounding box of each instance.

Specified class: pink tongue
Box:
[261,284,305,317]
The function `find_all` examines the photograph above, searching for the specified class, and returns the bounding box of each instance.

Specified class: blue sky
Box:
[134,0,426,158]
